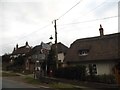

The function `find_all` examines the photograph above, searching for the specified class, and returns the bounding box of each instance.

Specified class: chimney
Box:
[26,41,28,46]
[99,24,104,36]
[13,47,16,52]
[16,44,18,49]
[13,47,15,51]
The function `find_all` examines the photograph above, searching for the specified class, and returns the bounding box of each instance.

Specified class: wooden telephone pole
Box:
[53,20,58,69]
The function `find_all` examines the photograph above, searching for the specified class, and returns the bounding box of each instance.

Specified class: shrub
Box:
[54,65,86,81]
[86,74,116,84]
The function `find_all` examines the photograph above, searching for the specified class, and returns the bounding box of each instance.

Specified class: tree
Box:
[47,48,56,75]
[12,55,25,71]
[14,56,25,66]
[2,54,10,63]
[2,54,11,70]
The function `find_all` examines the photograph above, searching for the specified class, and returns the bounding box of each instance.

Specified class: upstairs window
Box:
[79,49,89,56]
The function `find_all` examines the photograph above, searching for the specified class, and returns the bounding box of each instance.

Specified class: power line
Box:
[83,0,108,16]
[3,24,52,46]
[18,24,52,40]
[71,0,118,22]
[58,0,83,20]
[3,1,119,48]
[58,15,118,26]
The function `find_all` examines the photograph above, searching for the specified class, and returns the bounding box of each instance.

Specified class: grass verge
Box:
[49,82,76,88]
[24,77,42,84]
[2,72,20,77]
[24,77,81,89]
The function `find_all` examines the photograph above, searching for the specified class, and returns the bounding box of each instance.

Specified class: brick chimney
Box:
[16,44,18,49]
[13,47,16,52]
[99,24,104,36]
[25,41,28,46]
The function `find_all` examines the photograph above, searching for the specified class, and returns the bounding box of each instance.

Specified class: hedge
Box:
[54,65,86,81]
[54,65,116,84]
[86,74,116,84]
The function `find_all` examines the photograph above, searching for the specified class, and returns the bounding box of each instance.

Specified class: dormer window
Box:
[79,49,89,56]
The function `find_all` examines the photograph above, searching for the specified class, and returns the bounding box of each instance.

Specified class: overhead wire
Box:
[3,0,84,46]
[67,0,118,24]
[2,0,83,47]
[3,23,52,46]
[58,15,118,26]
[6,0,117,45]
[58,0,84,20]
[81,0,108,17]
[3,0,119,52]
[56,0,118,30]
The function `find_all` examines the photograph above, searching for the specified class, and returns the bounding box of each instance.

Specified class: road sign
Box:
[41,42,51,50]
[32,54,45,60]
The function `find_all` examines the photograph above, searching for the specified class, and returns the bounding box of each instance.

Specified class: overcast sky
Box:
[0,0,119,55]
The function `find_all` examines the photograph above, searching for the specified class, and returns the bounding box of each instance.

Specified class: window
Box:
[79,49,89,56]
[93,64,97,74]
[88,64,97,75]
[58,60,62,62]
[26,60,29,70]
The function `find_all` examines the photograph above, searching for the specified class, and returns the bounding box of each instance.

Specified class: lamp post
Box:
[49,35,53,41]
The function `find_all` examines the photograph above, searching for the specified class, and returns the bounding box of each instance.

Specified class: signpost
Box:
[34,42,51,79]
[41,42,51,76]
[41,42,51,50]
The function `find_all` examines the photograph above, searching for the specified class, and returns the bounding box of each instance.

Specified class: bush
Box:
[86,74,116,84]
[54,65,86,81]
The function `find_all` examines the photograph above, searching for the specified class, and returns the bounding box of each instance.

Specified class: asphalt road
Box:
[1,77,98,90]
[2,77,52,90]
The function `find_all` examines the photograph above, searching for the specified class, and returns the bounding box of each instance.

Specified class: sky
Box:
[0,0,119,55]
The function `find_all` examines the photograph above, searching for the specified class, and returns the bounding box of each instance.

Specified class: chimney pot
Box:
[26,41,28,46]
[99,24,104,36]
[16,44,18,49]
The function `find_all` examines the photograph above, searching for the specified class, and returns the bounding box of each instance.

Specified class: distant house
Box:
[25,43,45,72]
[11,41,31,58]
[25,42,68,72]
[4,42,32,71]
[64,25,120,76]
[52,42,68,67]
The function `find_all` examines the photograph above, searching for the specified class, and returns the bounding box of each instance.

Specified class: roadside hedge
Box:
[86,74,116,84]
[54,65,86,81]
[54,65,116,84]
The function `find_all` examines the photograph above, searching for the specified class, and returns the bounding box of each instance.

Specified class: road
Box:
[2,77,36,88]
[2,78,98,90]
[2,77,52,90]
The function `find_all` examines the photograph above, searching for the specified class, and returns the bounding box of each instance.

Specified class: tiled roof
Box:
[12,45,31,55]
[27,42,68,56]
[52,42,68,54]
[27,45,42,56]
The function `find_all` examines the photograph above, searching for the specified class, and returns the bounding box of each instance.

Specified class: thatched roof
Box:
[64,33,120,63]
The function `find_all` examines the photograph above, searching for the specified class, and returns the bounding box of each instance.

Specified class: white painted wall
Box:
[84,62,116,75]
[96,62,115,75]
[58,53,64,62]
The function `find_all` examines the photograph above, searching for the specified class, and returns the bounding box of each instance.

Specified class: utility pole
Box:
[54,20,57,44]
[53,19,58,69]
